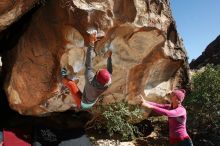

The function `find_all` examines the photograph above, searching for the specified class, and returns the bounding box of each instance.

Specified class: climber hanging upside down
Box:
[61,29,113,110]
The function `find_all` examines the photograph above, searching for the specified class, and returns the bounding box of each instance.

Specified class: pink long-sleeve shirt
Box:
[148,102,189,143]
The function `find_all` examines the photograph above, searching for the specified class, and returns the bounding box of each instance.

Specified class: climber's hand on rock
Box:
[85,29,97,46]
[142,101,153,109]
[139,94,153,109]
[107,50,112,58]
[88,32,97,45]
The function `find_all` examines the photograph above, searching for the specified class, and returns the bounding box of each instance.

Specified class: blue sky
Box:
[170,0,220,62]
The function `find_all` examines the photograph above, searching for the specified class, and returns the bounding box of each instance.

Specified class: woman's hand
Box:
[85,29,97,46]
[107,50,112,58]
[88,32,97,45]
[139,94,153,109]
[142,101,153,109]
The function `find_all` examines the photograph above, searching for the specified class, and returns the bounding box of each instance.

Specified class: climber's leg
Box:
[62,78,82,108]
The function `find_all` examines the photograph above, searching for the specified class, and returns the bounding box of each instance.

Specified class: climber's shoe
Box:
[61,68,68,77]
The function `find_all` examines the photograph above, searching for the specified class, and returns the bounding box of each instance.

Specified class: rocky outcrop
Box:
[190,35,220,69]
[0,0,39,31]
[0,0,189,116]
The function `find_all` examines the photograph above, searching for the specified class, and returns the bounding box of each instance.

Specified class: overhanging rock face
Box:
[1,0,188,116]
[0,0,38,31]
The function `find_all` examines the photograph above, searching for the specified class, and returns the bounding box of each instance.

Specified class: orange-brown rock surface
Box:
[0,0,189,116]
[0,0,38,31]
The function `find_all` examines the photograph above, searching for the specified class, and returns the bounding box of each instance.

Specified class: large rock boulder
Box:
[1,0,189,116]
[0,0,38,31]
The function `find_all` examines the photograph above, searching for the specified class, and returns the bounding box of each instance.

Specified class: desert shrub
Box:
[95,101,143,141]
[185,65,220,135]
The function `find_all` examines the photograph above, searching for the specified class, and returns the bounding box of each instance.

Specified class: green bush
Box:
[95,101,143,141]
[185,65,220,135]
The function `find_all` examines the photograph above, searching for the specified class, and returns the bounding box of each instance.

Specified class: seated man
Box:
[61,30,112,110]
